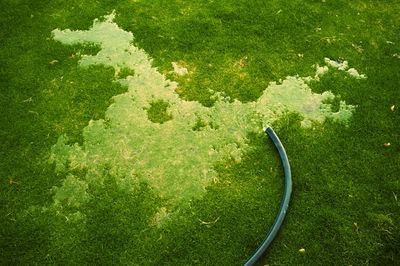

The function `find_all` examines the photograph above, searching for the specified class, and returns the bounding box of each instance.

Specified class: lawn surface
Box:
[1,0,400,265]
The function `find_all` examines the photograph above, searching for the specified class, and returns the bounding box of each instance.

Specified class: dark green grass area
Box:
[146,100,173,124]
[1,0,400,265]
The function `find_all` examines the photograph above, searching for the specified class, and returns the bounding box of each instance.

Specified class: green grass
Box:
[1,0,400,265]
[147,100,173,124]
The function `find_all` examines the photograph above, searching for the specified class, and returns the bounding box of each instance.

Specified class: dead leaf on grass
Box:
[23,97,33,103]
[234,56,248,69]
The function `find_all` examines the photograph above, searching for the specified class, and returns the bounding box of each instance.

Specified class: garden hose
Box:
[242,126,292,266]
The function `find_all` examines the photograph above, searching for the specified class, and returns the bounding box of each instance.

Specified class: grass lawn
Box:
[1,0,399,264]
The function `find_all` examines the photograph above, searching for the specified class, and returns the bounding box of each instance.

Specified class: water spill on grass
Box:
[323,58,366,79]
[49,11,365,221]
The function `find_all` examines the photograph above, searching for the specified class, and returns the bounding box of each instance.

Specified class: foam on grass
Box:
[49,12,365,220]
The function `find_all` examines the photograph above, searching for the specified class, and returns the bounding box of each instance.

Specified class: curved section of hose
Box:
[242,126,292,266]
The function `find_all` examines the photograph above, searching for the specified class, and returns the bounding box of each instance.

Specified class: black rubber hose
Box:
[242,126,292,266]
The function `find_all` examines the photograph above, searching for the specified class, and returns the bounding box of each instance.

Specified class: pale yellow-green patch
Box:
[171,62,188,75]
[323,58,366,79]
[49,12,365,218]
[52,174,89,209]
